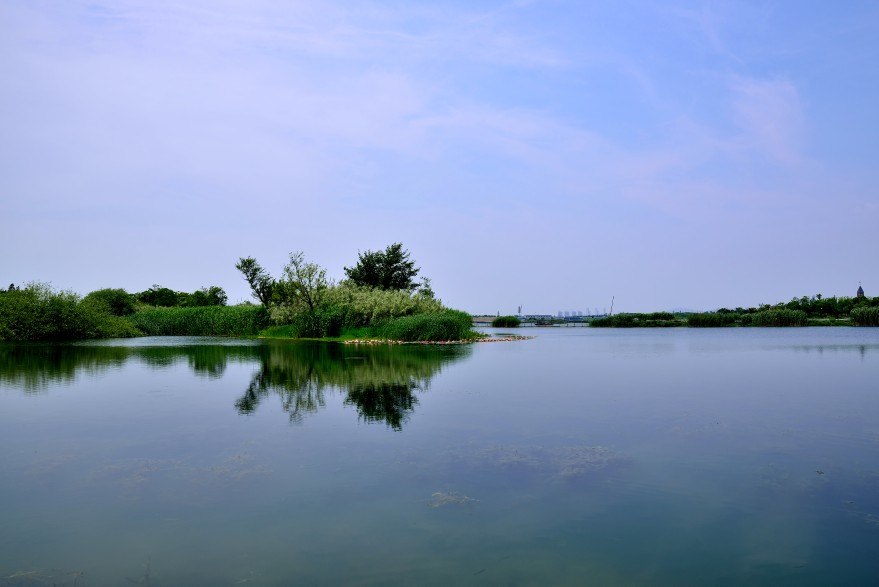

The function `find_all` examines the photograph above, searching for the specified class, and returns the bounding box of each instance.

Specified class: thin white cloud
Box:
[729,76,805,164]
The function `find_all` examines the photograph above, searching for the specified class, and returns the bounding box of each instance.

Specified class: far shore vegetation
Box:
[0,244,481,342]
[587,293,878,328]
[491,315,521,328]
[2,264,876,342]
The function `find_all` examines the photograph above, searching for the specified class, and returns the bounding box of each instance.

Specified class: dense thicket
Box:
[135,285,227,308]
[0,283,140,341]
[236,246,475,341]
[492,316,521,327]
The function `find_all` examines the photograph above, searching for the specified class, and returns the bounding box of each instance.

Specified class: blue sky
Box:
[2,0,877,314]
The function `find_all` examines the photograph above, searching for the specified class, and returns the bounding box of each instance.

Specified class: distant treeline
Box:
[588,293,878,328]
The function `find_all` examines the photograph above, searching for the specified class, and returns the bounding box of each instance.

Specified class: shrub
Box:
[378,310,475,342]
[81,288,137,316]
[491,315,521,327]
[851,306,879,326]
[0,282,141,341]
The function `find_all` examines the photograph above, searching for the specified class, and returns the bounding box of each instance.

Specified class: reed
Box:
[377,310,475,341]
[128,305,269,336]
[850,306,879,326]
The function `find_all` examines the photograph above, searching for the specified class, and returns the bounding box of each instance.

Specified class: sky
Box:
[1,0,877,314]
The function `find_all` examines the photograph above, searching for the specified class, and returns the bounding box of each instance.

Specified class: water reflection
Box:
[239,342,471,429]
[0,339,472,429]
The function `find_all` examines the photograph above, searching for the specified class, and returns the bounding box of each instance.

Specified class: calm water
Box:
[1,328,878,586]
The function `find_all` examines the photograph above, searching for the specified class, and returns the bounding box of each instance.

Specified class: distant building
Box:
[857,284,865,299]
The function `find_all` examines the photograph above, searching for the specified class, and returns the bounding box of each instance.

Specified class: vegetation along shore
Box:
[2,255,876,342]
[0,244,484,343]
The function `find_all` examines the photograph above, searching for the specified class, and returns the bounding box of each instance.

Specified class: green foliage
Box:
[492,315,521,327]
[182,286,228,307]
[128,305,269,336]
[687,312,739,327]
[276,251,329,311]
[0,282,140,341]
[81,288,137,316]
[323,283,444,328]
[235,257,275,306]
[377,310,474,342]
[590,313,681,328]
[748,309,808,327]
[136,285,179,307]
[850,306,879,326]
[344,243,420,292]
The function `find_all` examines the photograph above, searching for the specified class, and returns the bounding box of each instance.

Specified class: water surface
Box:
[1,328,878,585]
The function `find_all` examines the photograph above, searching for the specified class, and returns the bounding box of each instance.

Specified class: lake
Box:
[1,328,878,586]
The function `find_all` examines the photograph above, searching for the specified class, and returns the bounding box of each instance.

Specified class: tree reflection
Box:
[236,341,470,429]
[0,339,471,429]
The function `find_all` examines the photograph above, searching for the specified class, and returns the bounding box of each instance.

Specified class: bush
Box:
[81,288,137,316]
[851,306,879,326]
[491,315,520,327]
[378,310,474,342]
[0,282,140,341]
[128,305,269,336]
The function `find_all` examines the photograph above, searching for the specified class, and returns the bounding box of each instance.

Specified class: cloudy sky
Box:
[2,0,877,314]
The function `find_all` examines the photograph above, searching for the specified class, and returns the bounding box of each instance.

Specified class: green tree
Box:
[137,285,179,307]
[235,257,275,307]
[279,251,329,312]
[185,286,228,307]
[343,243,420,292]
[82,288,136,316]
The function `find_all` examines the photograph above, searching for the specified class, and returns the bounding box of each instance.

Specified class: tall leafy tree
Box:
[236,257,275,307]
[344,243,420,292]
[279,251,328,311]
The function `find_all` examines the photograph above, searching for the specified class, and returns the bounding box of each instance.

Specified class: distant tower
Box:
[857,283,865,299]
[518,305,522,315]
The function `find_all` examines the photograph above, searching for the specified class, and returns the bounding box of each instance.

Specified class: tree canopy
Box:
[343,243,420,292]
[236,257,275,307]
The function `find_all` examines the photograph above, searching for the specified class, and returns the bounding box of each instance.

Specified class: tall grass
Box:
[128,305,269,336]
[376,310,475,341]
[745,309,808,327]
[851,306,879,326]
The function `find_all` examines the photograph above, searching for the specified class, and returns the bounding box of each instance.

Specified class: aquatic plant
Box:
[850,306,879,326]
[127,305,269,336]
